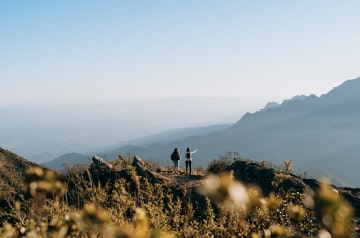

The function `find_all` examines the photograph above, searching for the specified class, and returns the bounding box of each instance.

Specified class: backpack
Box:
[186,152,191,159]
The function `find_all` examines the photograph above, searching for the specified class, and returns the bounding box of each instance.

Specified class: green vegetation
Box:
[0,152,357,238]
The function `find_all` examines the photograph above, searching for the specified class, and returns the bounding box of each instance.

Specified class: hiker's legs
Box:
[175,160,179,173]
[173,160,177,173]
[185,161,190,175]
[189,161,192,175]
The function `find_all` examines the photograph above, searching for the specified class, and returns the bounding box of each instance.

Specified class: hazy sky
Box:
[1,1,359,107]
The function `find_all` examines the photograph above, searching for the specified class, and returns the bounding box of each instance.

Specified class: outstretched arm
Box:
[191,149,198,154]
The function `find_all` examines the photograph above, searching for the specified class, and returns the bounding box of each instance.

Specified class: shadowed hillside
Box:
[0,147,41,224]
[0,147,39,193]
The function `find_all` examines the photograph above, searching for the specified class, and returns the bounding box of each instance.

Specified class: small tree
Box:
[283,160,293,174]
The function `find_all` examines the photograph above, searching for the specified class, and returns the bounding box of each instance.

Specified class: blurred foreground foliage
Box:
[0,154,356,238]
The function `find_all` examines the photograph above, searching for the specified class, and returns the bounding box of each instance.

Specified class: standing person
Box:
[170,148,181,174]
[185,147,198,175]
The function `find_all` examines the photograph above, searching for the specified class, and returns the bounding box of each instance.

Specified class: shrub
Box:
[207,151,240,173]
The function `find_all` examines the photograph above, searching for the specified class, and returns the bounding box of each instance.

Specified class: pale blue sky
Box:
[1,1,359,107]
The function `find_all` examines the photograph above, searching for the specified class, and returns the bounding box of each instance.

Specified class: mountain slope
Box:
[0,147,40,216]
[0,147,39,190]
[44,77,360,187]
[42,152,91,171]
[122,77,360,186]
[180,77,360,186]
[44,124,231,170]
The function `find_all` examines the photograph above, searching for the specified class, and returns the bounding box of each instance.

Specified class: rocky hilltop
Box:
[1,148,360,237]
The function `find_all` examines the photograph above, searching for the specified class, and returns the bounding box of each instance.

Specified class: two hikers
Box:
[171,147,198,175]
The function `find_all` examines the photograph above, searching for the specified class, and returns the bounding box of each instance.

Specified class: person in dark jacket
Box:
[171,148,181,174]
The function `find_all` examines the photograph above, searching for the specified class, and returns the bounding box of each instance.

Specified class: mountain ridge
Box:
[43,76,360,186]
[43,124,231,169]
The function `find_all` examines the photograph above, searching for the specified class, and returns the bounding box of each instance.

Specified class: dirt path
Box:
[160,172,205,189]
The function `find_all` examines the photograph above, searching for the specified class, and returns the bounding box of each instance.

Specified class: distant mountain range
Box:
[43,124,231,170]
[44,77,360,187]
[0,97,248,162]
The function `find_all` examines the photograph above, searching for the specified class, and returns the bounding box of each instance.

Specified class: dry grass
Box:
[0,151,357,237]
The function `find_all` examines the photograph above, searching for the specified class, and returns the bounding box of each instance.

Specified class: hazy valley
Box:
[0,97,250,162]
[41,77,360,187]
[2,78,360,187]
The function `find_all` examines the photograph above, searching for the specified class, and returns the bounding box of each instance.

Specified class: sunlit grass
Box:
[0,154,357,237]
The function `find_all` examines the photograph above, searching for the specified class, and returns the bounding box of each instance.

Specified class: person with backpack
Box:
[185,147,198,175]
[170,148,181,174]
